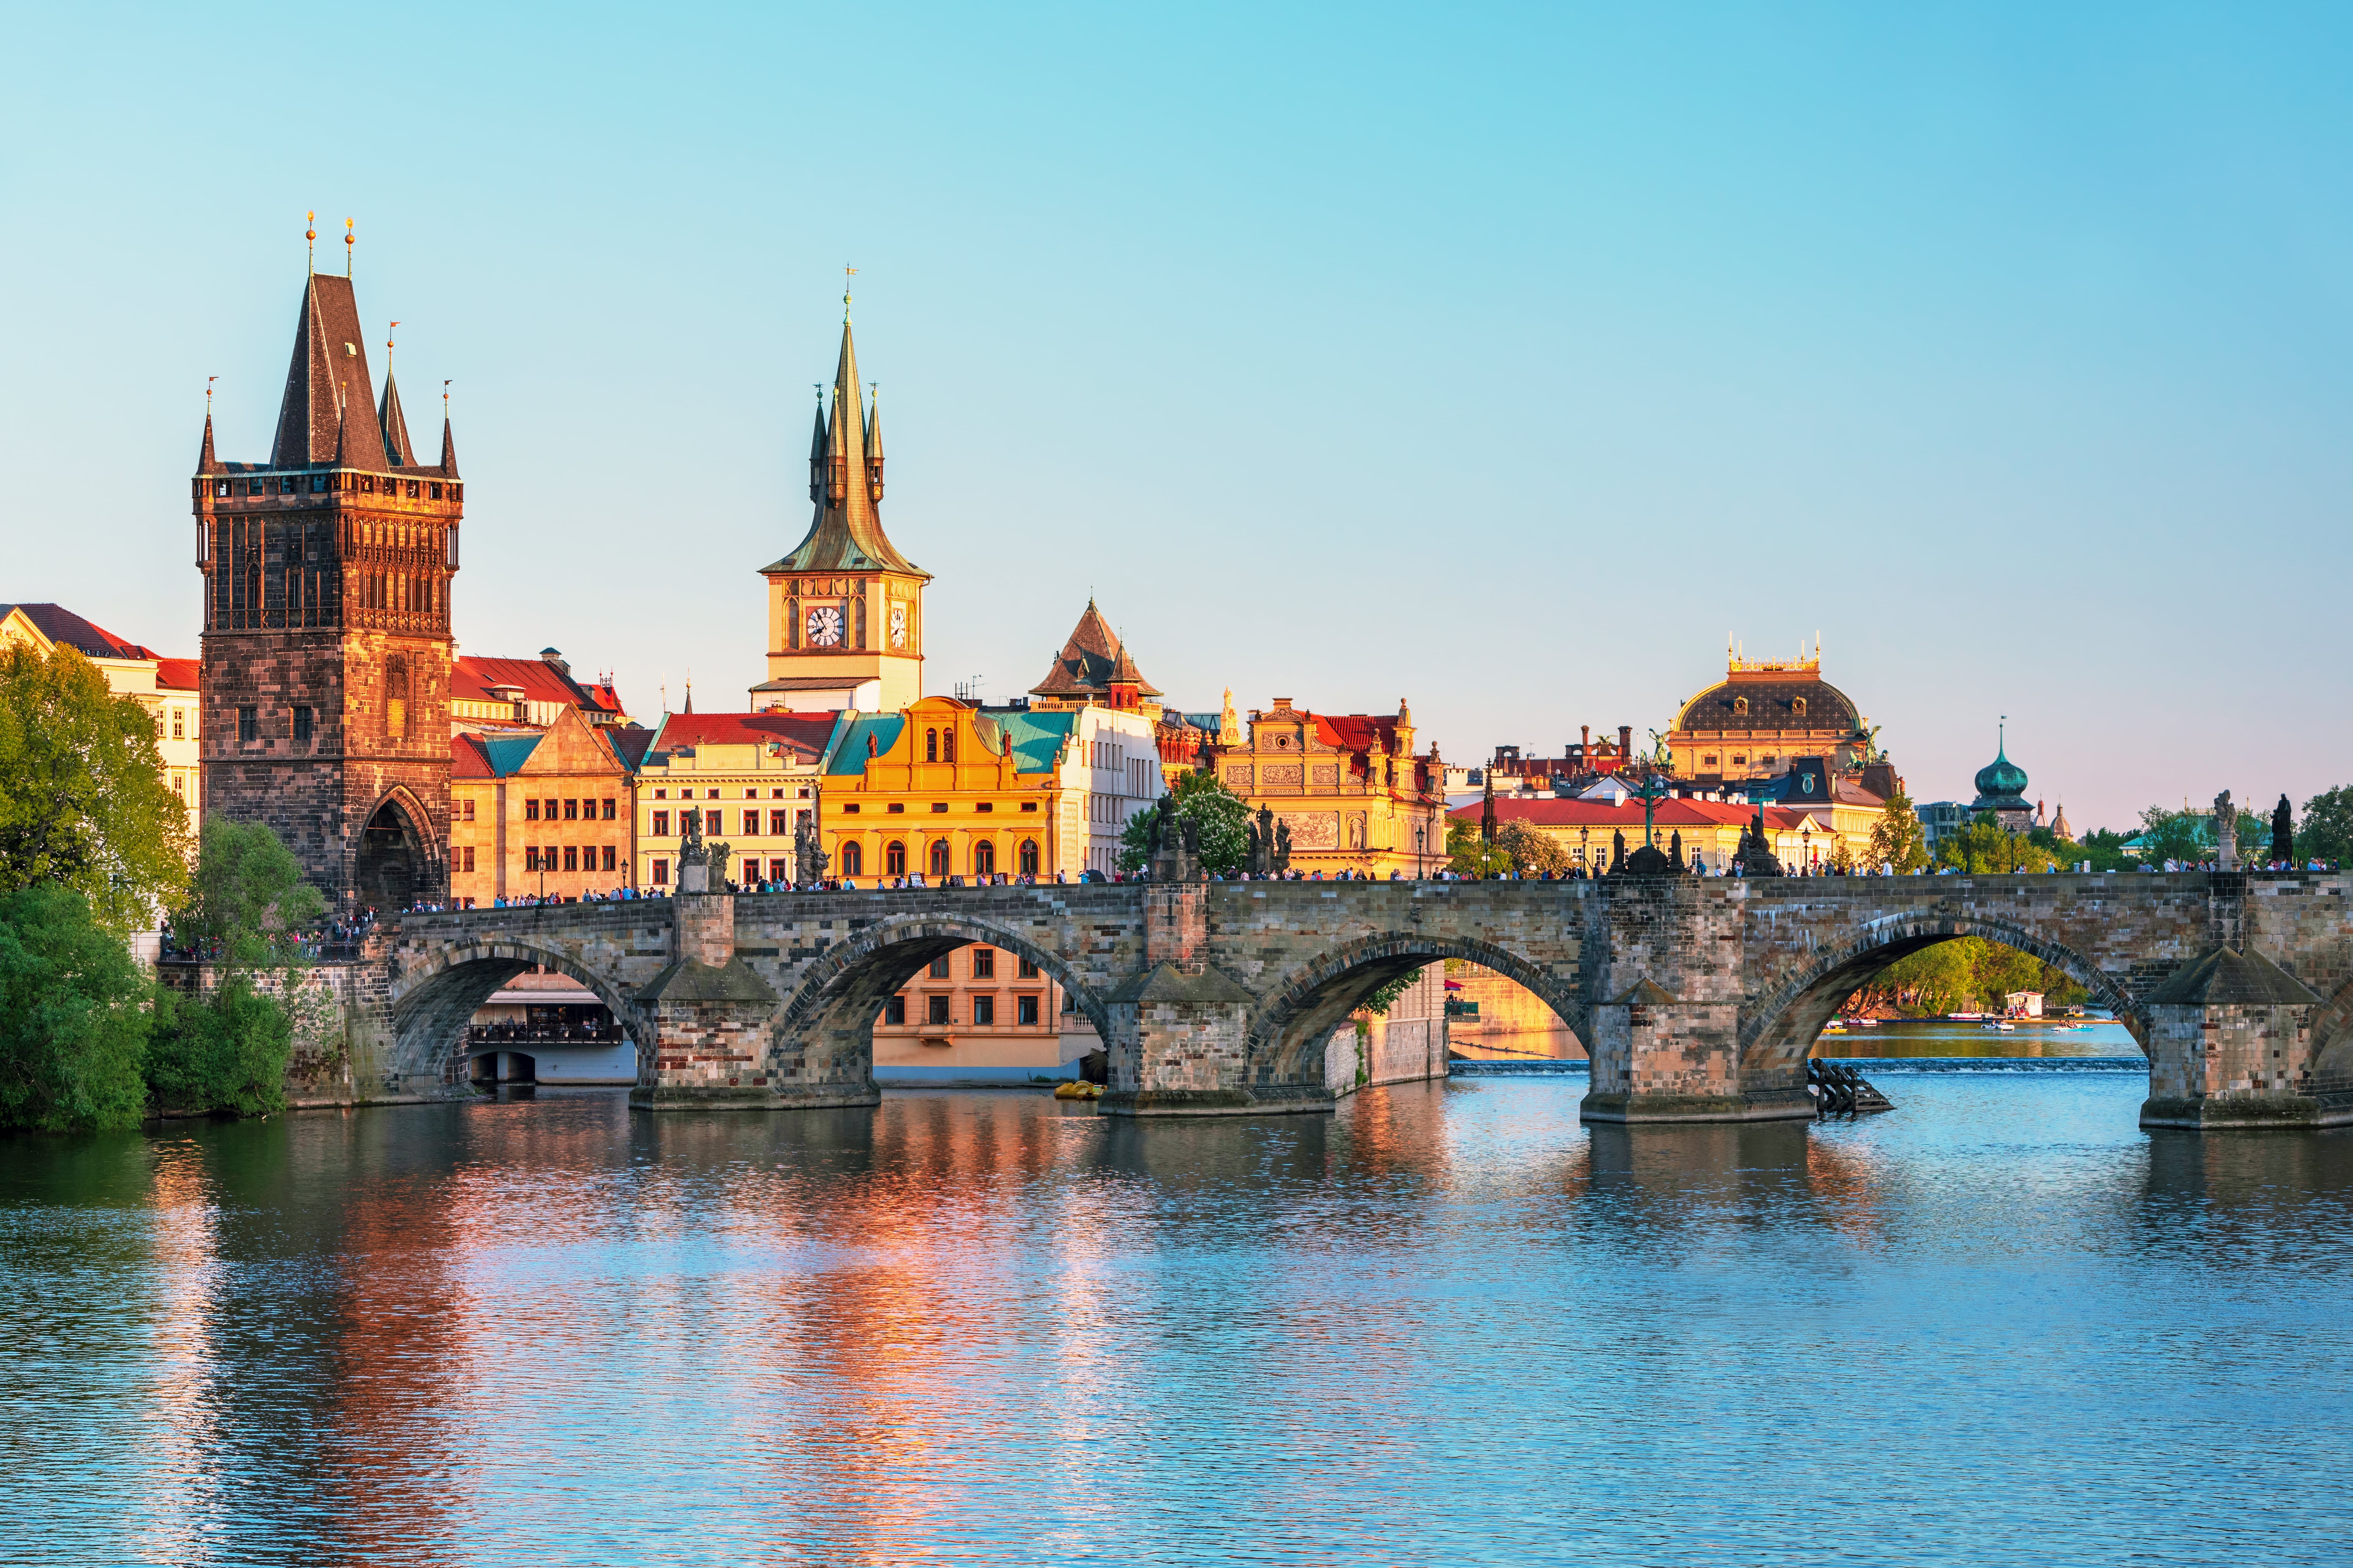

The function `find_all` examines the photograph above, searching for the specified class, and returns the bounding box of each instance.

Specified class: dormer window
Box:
[1733,697,1749,716]
[1792,697,1807,717]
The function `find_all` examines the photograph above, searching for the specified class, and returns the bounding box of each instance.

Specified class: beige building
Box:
[1667,643,1873,786]
[632,712,835,890]
[449,706,638,906]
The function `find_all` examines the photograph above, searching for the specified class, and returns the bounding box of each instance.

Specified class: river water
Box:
[6,1072,2350,1567]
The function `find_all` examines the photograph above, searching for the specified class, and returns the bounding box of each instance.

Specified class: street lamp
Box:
[1579,824,1590,877]
[1800,821,1813,875]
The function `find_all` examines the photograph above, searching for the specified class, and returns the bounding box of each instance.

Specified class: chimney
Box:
[1581,725,1590,753]
[1619,725,1633,762]
[540,647,571,675]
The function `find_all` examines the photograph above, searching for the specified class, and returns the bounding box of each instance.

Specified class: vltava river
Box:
[6,1075,2350,1566]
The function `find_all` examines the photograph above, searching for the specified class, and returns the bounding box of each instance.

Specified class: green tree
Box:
[2129,807,2208,866]
[1446,818,1511,878]
[0,642,191,931]
[146,822,323,1118]
[1935,813,2058,873]
[0,883,153,1130]
[1495,819,1570,877]
[1116,770,1252,876]
[1865,793,1930,874]
[2298,785,2353,866]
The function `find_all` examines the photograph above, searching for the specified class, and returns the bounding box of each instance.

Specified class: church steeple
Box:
[764,312,922,577]
[272,273,387,470]
[197,407,222,475]
[438,413,460,478]
[378,371,415,467]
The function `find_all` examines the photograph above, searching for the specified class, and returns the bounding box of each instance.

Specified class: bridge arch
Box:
[2305,972,2353,1090]
[1741,913,2145,1075]
[1244,931,1588,1088]
[388,939,646,1085]
[771,913,1113,1086]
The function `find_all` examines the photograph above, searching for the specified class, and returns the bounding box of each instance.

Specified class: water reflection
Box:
[5,1078,2352,1566]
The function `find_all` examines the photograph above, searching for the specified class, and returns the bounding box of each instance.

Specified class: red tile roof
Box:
[653,711,837,761]
[451,734,496,779]
[154,657,200,692]
[452,655,623,716]
[0,603,159,661]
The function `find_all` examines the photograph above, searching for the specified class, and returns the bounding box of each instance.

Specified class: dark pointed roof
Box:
[2147,945,2322,1006]
[198,410,222,475]
[1030,599,1163,699]
[760,317,924,578]
[438,415,459,478]
[272,274,389,471]
[378,373,416,467]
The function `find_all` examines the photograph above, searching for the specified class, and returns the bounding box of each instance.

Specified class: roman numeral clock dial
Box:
[805,605,845,647]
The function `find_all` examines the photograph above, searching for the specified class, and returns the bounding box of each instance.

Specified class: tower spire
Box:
[807,384,827,504]
[438,381,459,478]
[377,323,414,467]
[198,378,221,474]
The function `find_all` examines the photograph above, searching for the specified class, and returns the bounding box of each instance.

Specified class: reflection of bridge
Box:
[340,871,2353,1130]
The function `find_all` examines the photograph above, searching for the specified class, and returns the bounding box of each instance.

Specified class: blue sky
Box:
[4,3,2349,832]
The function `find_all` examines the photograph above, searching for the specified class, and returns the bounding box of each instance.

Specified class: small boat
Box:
[1821,1024,1848,1034]
[1983,1020,2015,1032]
[1053,1080,1103,1100]
[1948,1012,1989,1021]
[1842,1016,1879,1028]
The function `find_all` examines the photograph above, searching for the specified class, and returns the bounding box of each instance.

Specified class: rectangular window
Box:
[600,846,615,872]
[887,802,903,814]
[885,996,906,1025]
[744,811,761,836]
[602,799,616,820]
[462,799,476,822]
[842,803,860,814]
[770,810,790,835]
[171,710,184,739]
[931,803,948,813]
[1021,801,1038,812]
[973,995,995,1026]
[926,995,951,1025]
[461,845,477,873]
[525,847,541,871]
[1063,993,1077,1013]
[652,858,669,885]
[564,799,580,821]
[1018,957,1040,979]
[654,788,666,799]
[238,706,258,743]
[1017,995,1040,1025]
[976,801,993,813]
[527,799,541,821]
[564,845,579,872]
[929,956,952,979]
[971,948,995,979]
[652,810,670,836]
[705,810,720,834]
[292,706,313,743]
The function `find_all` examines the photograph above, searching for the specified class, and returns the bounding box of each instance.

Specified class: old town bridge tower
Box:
[193,267,461,912]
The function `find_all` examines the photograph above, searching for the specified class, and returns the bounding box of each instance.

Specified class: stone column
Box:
[1100,836,1267,1116]
[2140,944,2327,1129]
[630,891,813,1112]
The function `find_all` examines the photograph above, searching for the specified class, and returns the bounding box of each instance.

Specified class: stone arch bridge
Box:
[343,871,2353,1131]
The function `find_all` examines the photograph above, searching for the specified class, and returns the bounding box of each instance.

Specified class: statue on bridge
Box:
[1737,804,1784,877]
[1245,804,1291,878]
[794,813,830,885]
[2272,794,2294,866]
[677,801,710,893]
[2214,790,2238,871]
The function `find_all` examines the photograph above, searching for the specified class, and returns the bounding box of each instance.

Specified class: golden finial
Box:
[442,379,451,417]
[387,321,399,368]
[206,375,216,413]
[843,265,857,321]
[306,211,316,271]
[344,218,354,277]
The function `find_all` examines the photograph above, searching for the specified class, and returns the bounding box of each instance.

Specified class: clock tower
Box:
[752,295,929,712]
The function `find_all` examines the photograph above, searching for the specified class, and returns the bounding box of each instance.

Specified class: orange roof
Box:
[452,655,622,716]
[653,711,837,761]
[154,657,200,692]
[451,734,497,779]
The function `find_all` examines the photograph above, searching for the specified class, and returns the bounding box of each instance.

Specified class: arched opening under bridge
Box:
[774,917,1112,1091]
[391,945,643,1089]
[1245,935,1583,1095]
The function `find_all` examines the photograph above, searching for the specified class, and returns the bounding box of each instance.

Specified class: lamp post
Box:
[1801,821,1813,876]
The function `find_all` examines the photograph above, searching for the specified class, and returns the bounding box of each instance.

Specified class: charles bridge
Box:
[310,863,2353,1133]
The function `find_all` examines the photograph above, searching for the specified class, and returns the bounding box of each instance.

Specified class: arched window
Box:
[386,659,411,740]
[973,840,996,877]
[1733,696,1749,717]
[926,729,938,762]
[943,729,956,763]
[840,841,863,877]
[885,840,907,877]
[928,839,952,877]
[1018,838,1039,875]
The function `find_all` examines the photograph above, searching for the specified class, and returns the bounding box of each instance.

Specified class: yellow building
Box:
[631,712,835,891]
[1667,641,1872,786]
[752,299,930,714]
[1,603,202,832]
[1213,696,1447,877]
[820,695,1094,884]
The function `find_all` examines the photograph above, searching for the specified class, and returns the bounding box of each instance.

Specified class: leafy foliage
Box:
[1934,813,2058,873]
[0,642,190,931]
[174,820,327,966]
[1850,937,2087,1015]
[2130,807,2210,867]
[1446,818,1511,878]
[2298,785,2353,866]
[0,883,152,1131]
[1358,973,1416,1016]
[1864,793,1929,874]
[1117,769,1251,876]
[146,975,295,1119]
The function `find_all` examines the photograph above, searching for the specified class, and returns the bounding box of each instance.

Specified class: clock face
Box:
[889,603,908,649]
[805,605,845,647]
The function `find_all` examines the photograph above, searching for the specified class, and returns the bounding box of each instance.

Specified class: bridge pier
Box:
[2140,945,2335,1129]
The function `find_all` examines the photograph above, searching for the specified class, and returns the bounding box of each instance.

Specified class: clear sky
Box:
[5,3,2348,833]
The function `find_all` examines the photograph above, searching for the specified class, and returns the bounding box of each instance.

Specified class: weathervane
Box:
[344,218,354,277]
[843,264,857,321]
[305,211,316,272]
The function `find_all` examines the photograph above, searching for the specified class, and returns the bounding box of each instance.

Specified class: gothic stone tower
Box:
[752,295,930,712]
[193,270,461,912]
